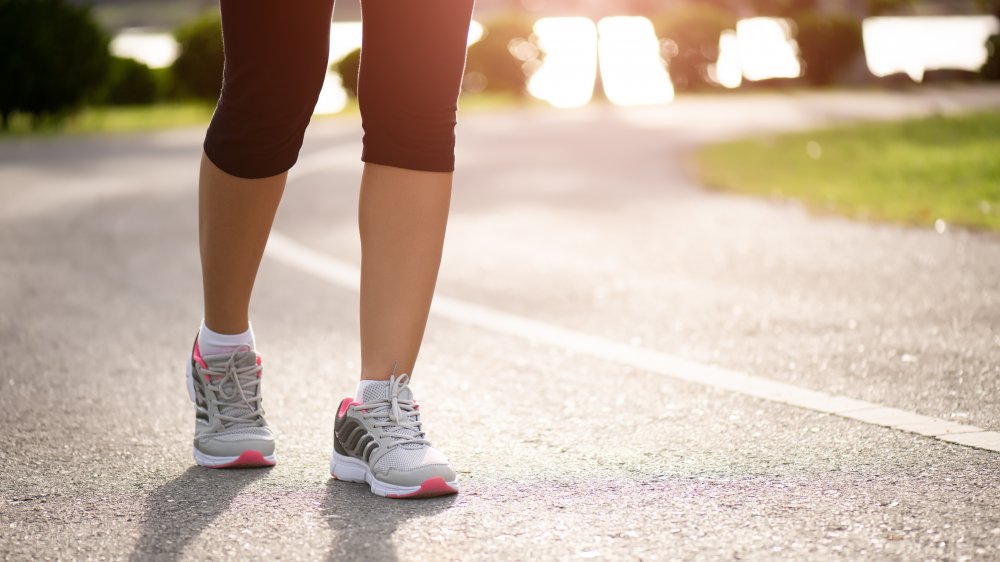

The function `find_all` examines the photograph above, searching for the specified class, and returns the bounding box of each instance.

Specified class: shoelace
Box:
[360,372,430,450]
[201,344,266,428]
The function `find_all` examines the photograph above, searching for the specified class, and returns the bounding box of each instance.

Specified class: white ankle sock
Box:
[197,320,255,357]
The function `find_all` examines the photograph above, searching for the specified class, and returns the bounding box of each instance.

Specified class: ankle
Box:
[197,319,256,356]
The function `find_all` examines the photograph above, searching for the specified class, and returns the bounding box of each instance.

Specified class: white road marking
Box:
[264,230,1000,453]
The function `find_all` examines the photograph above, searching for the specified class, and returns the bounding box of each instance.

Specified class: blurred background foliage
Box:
[333,48,362,98]
[0,0,110,128]
[463,12,539,97]
[0,0,998,130]
[651,5,738,91]
[170,11,223,102]
[985,34,1000,79]
[792,12,865,85]
[93,55,159,105]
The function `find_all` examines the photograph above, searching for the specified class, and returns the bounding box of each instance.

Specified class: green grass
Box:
[1,102,217,136]
[696,111,1000,232]
[1,91,542,137]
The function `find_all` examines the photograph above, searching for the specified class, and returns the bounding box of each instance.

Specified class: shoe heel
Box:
[330,452,368,483]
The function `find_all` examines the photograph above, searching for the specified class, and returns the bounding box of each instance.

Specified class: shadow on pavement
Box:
[128,465,270,561]
[322,479,456,561]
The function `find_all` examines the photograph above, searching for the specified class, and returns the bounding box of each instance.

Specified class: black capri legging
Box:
[203,0,476,179]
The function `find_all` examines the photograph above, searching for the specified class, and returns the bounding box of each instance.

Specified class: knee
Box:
[203,58,328,179]
[356,0,473,173]
[359,97,460,173]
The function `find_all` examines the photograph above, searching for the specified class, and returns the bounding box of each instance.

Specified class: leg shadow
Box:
[321,479,457,562]
[129,466,270,561]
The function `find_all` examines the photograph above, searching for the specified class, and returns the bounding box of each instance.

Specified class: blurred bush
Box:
[748,0,817,17]
[171,12,224,102]
[792,12,864,86]
[651,5,737,91]
[150,67,178,100]
[983,34,1000,80]
[94,56,158,105]
[0,0,110,129]
[867,0,913,15]
[332,48,361,98]
[463,12,538,96]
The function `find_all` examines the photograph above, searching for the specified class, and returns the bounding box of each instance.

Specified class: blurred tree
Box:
[171,11,224,102]
[0,0,110,129]
[463,12,538,96]
[150,67,176,101]
[793,12,864,85]
[94,56,158,105]
[696,0,744,16]
[748,0,818,16]
[867,0,913,15]
[332,48,361,98]
[960,0,998,14]
[651,5,738,91]
[983,34,1000,80]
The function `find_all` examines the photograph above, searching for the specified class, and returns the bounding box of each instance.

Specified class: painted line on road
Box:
[264,230,1000,454]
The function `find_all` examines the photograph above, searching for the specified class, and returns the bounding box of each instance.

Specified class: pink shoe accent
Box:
[256,354,263,377]
[192,341,208,370]
[387,477,458,499]
[208,450,275,469]
[337,397,361,418]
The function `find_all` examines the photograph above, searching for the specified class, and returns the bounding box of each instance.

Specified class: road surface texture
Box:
[2,86,1000,561]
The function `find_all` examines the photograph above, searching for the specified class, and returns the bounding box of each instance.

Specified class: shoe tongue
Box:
[361,380,421,449]
[361,380,412,403]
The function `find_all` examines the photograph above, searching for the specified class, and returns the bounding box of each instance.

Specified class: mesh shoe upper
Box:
[191,341,274,457]
[335,374,455,486]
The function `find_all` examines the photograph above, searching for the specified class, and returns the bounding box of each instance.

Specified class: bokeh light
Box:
[863,16,999,82]
[109,29,177,69]
[734,17,801,82]
[596,16,674,106]
[711,30,743,89]
[527,17,599,109]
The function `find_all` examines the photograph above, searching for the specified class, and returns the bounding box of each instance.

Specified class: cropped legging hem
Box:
[202,103,310,179]
[360,137,457,173]
[203,145,300,181]
[201,0,475,180]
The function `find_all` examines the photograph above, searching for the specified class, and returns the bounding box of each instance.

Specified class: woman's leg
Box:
[356,0,476,381]
[199,0,334,335]
[190,0,333,469]
[332,0,473,498]
[199,157,285,335]
[358,163,452,380]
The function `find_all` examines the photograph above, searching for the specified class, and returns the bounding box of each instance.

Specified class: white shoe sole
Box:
[330,451,459,498]
[193,446,276,468]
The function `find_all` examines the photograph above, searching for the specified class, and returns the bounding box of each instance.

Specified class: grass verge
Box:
[1,103,216,136]
[696,111,1000,232]
[0,91,544,137]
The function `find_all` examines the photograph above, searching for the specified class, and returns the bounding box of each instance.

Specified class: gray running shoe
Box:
[185,336,276,468]
[330,374,458,498]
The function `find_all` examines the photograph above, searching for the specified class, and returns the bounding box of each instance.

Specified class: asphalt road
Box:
[2,86,1000,561]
